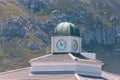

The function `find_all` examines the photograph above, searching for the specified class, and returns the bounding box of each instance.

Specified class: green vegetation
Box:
[0,38,47,72]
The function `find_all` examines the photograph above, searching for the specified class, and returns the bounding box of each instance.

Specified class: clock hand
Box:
[74,44,76,47]
[60,42,63,46]
[61,42,65,46]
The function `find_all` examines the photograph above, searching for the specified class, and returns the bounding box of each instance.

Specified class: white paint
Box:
[51,37,54,53]
[31,62,76,65]
[75,74,82,80]
[31,60,102,77]
[31,63,76,72]
[70,36,80,53]
[52,36,81,53]
[53,36,71,53]
[76,65,101,73]
[68,53,77,60]
[76,61,102,67]
[81,52,96,59]
[76,63,102,77]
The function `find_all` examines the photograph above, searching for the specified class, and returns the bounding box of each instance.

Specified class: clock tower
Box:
[30,22,103,77]
[51,22,81,54]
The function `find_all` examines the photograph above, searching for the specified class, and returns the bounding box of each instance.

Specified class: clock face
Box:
[56,39,66,50]
[72,40,78,51]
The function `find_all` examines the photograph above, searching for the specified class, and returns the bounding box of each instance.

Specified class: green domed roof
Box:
[54,22,80,37]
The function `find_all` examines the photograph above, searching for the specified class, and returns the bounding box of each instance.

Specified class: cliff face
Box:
[82,27,120,45]
[0,0,120,74]
[0,0,120,46]
[18,0,120,46]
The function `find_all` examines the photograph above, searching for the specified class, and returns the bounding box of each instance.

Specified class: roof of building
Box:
[54,22,80,37]
[0,67,120,80]
[30,53,102,65]
[30,53,86,62]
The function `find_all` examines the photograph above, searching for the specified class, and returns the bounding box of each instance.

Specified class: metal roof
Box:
[30,53,103,65]
[54,22,80,37]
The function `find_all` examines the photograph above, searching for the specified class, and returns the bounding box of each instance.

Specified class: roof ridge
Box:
[0,67,30,75]
[30,54,52,62]
[75,74,85,80]
[68,53,77,60]
[89,58,103,63]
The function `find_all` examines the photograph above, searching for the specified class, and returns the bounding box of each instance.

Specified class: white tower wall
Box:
[52,36,81,54]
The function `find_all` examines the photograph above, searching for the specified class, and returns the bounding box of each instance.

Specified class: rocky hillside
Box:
[0,0,120,74]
